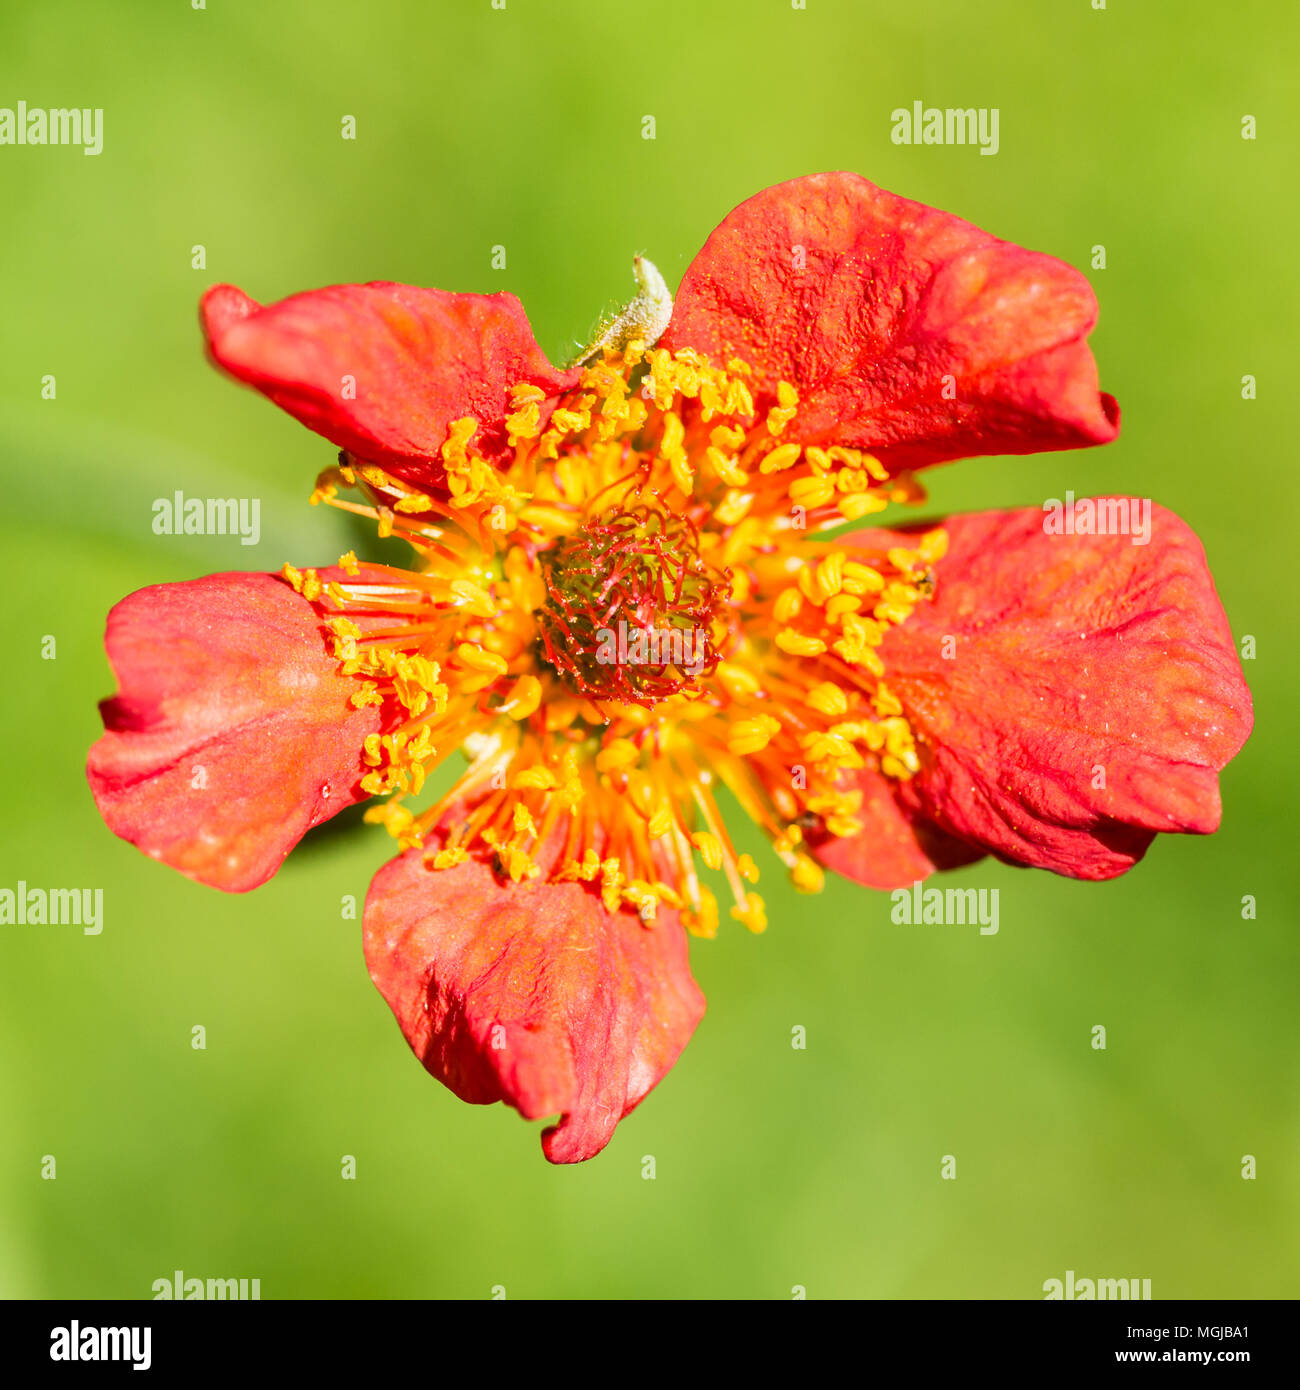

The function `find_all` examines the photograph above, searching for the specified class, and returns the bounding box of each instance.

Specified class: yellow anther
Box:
[660,411,685,455]
[918,528,948,563]
[365,800,415,836]
[714,490,752,525]
[551,405,592,433]
[449,579,498,617]
[517,505,579,536]
[790,857,824,893]
[874,596,915,626]
[726,379,755,416]
[627,771,657,817]
[456,643,509,679]
[773,587,803,623]
[393,492,435,513]
[716,662,762,699]
[499,674,542,720]
[825,594,862,621]
[805,446,830,472]
[857,452,888,481]
[348,683,383,709]
[728,715,781,756]
[706,446,748,487]
[789,475,835,508]
[512,765,558,790]
[815,552,845,596]
[441,416,478,460]
[710,423,746,451]
[685,889,720,939]
[596,739,640,773]
[800,731,860,766]
[668,452,695,495]
[767,382,799,434]
[730,892,767,933]
[505,846,538,882]
[856,646,887,677]
[842,561,886,594]
[431,846,469,870]
[874,686,905,718]
[807,682,848,717]
[505,402,541,442]
[776,629,827,657]
[691,832,723,871]
[797,566,831,605]
[759,442,802,474]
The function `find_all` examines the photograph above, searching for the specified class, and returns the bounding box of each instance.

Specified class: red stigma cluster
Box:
[537,504,729,708]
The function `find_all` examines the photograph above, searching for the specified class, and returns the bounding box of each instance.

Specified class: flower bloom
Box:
[88,173,1251,1162]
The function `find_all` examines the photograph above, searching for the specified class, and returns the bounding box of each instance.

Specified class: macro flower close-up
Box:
[84,172,1252,1164]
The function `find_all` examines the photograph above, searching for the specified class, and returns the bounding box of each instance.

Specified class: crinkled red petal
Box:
[200,282,578,488]
[88,569,384,891]
[364,840,705,1163]
[847,503,1252,879]
[665,172,1119,473]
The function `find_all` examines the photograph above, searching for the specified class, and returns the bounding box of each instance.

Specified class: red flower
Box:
[89,173,1250,1161]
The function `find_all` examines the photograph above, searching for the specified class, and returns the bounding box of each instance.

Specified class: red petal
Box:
[664,172,1118,472]
[809,767,982,889]
[364,844,705,1163]
[855,503,1253,879]
[200,282,578,484]
[87,570,384,891]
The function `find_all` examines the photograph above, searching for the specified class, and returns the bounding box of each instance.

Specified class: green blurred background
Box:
[1,0,1295,1299]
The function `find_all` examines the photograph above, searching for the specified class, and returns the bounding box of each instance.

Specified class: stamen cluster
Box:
[293,340,943,933]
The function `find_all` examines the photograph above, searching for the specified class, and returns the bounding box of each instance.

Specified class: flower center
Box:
[537,504,729,707]
[299,333,944,931]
